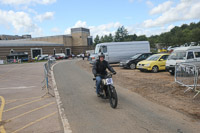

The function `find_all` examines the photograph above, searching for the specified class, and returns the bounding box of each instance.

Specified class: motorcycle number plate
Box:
[106,78,113,85]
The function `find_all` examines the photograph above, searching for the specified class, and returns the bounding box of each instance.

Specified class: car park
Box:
[120,53,154,69]
[137,53,170,73]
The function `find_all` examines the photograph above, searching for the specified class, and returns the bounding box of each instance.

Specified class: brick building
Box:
[0,27,94,60]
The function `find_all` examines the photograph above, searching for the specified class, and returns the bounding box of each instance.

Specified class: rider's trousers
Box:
[96,76,101,94]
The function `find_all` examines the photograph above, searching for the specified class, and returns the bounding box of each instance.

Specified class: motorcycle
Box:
[93,73,118,108]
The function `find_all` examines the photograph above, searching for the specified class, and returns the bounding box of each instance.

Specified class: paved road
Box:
[54,60,200,133]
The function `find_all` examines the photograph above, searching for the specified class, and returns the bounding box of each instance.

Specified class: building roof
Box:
[71,27,90,34]
[0,40,64,47]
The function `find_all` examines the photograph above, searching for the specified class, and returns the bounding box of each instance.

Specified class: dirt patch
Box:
[77,60,200,119]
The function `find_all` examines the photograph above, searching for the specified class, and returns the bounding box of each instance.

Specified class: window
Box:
[102,46,107,53]
[100,46,107,53]
[139,54,148,60]
[10,49,14,54]
[160,55,169,60]
[195,52,200,58]
[53,48,56,55]
[187,52,194,59]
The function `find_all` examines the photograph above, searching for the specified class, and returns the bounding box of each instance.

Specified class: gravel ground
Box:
[76,60,200,120]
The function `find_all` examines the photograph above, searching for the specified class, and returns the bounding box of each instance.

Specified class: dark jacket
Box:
[92,59,115,76]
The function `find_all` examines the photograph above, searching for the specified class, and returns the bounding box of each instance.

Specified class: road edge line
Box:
[0,96,6,133]
[51,61,72,133]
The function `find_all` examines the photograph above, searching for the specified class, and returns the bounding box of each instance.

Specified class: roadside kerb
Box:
[51,61,72,133]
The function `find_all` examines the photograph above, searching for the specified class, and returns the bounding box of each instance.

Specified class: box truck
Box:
[90,41,150,64]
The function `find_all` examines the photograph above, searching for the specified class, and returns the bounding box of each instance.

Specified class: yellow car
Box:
[137,53,170,73]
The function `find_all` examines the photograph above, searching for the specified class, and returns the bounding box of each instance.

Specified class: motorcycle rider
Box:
[92,53,116,96]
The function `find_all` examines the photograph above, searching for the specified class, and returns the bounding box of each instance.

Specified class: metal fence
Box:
[175,62,200,98]
[42,59,56,97]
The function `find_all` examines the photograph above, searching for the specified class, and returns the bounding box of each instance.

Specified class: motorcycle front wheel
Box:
[108,85,118,109]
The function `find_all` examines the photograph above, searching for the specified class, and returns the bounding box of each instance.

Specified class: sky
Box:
[0,0,199,37]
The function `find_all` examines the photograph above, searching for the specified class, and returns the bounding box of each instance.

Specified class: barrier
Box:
[175,62,200,98]
[42,59,56,97]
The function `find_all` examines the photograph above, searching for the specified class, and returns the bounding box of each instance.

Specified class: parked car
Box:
[48,55,56,61]
[55,53,67,60]
[137,53,170,73]
[90,41,150,64]
[120,53,154,69]
[166,46,200,75]
[37,54,48,60]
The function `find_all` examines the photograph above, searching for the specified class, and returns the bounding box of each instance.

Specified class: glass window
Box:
[160,55,169,60]
[102,46,107,53]
[95,46,100,54]
[131,54,141,59]
[146,55,160,61]
[195,52,200,58]
[138,54,146,59]
[187,52,194,59]
[168,51,186,60]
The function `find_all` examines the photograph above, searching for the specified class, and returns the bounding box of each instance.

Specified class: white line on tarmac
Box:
[0,86,36,90]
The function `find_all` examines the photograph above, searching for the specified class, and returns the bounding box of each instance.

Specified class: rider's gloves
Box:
[113,71,117,75]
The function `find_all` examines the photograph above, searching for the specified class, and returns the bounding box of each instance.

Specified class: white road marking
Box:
[0,86,36,90]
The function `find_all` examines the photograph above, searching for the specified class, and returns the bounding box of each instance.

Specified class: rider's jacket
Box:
[92,59,115,76]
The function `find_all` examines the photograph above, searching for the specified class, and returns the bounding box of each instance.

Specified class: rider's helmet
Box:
[98,53,105,59]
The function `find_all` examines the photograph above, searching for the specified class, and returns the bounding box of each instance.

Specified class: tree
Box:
[94,35,100,45]
[125,34,137,41]
[114,26,128,42]
[100,36,105,43]
[136,35,147,41]
[103,35,109,42]
[108,33,113,42]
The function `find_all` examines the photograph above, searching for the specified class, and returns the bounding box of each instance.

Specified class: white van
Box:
[166,46,200,75]
[90,41,150,64]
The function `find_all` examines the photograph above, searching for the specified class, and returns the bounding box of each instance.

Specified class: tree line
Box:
[93,21,200,48]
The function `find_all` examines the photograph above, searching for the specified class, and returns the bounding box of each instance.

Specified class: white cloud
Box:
[0,0,56,6]
[35,12,54,22]
[64,20,122,37]
[127,24,175,37]
[64,20,176,37]
[51,27,60,33]
[146,0,154,7]
[0,9,43,36]
[144,0,200,28]
[89,22,122,37]
[150,1,173,15]
[74,20,87,27]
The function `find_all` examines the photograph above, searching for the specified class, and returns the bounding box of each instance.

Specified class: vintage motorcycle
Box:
[93,73,118,108]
